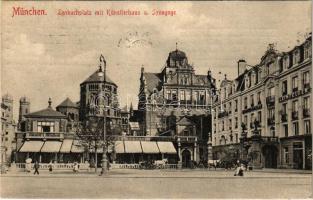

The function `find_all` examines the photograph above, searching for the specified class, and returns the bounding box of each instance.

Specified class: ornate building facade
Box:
[1,94,16,170]
[138,49,215,166]
[212,35,312,170]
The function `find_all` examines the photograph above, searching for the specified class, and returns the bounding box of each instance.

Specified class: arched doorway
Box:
[262,145,278,168]
[182,149,191,168]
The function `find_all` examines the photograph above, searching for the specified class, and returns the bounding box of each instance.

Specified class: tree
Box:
[76,116,115,173]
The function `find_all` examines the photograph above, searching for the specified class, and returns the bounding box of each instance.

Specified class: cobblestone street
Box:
[1,169,311,198]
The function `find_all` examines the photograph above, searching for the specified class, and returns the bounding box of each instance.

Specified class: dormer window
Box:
[245,74,250,89]
[251,71,256,86]
[283,55,289,70]
[293,49,300,65]
[304,42,312,60]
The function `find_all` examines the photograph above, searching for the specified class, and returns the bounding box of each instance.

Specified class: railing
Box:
[262,136,278,143]
[112,135,175,141]
[13,163,90,170]
[303,109,310,118]
[111,164,141,169]
[110,163,178,169]
[24,132,70,139]
[266,96,275,106]
[292,111,298,120]
[304,82,311,89]
[218,111,229,118]
[281,113,288,122]
[177,136,197,142]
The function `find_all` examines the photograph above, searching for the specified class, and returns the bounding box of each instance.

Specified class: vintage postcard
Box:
[0,0,312,199]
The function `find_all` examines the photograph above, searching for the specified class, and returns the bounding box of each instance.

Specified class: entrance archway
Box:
[262,145,278,168]
[182,149,191,168]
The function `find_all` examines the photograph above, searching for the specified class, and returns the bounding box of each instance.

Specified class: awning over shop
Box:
[19,141,44,152]
[124,141,142,153]
[41,141,62,153]
[129,122,140,130]
[157,142,177,154]
[141,141,160,154]
[71,140,84,153]
[114,141,125,153]
[60,140,73,153]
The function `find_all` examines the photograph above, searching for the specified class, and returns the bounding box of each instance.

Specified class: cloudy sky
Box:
[1,1,311,120]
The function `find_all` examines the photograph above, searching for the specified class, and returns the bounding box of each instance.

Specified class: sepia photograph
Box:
[1,1,312,199]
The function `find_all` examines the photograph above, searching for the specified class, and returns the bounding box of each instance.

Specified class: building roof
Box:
[168,49,187,61]
[81,70,116,85]
[25,107,66,118]
[143,72,162,94]
[25,98,66,118]
[57,98,78,108]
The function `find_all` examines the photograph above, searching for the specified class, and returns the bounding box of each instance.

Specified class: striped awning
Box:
[71,140,84,153]
[19,141,44,152]
[41,141,62,153]
[141,141,160,154]
[157,142,177,154]
[124,141,142,153]
[114,141,125,153]
[60,140,73,153]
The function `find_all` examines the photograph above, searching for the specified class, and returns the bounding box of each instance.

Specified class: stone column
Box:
[177,138,182,169]
[193,138,197,162]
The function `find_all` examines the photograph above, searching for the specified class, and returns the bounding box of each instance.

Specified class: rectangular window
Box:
[268,108,275,119]
[37,121,55,133]
[229,102,232,113]
[257,92,261,104]
[235,117,238,128]
[229,119,232,130]
[293,122,299,136]
[292,100,298,112]
[284,147,289,164]
[283,56,289,70]
[282,80,288,95]
[180,90,185,101]
[166,90,171,100]
[269,87,275,96]
[244,115,248,125]
[303,71,310,88]
[186,90,191,102]
[235,100,238,112]
[172,90,177,101]
[244,97,248,109]
[283,124,288,137]
[304,120,311,135]
[250,95,254,106]
[292,76,298,91]
[293,50,300,64]
[304,97,309,109]
[258,111,262,123]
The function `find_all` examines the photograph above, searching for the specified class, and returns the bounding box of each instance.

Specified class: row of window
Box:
[281,71,310,95]
[282,120,311,137]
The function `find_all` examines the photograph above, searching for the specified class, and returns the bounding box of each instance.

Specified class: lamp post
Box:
[98,64,108,175]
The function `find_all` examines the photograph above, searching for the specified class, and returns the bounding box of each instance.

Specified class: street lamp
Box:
[98,61,108,175]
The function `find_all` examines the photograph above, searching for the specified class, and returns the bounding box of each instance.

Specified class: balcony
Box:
[218,111,229,119]
[304,82,311,89]
[242,104,262,114]
[292,111,298,120]
[281,113,288,122]
[292,87,298,92]
[266,96,275,107]
[262,136,278,143]
[267,118,275,126]
[25,132,66,140]
[303,108,310,118]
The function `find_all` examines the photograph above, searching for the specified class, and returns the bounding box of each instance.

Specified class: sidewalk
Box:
[1,167,311,178]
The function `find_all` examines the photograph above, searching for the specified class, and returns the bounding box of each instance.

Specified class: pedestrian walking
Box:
[33,161,40,175]
[234,163,244,176]
[48,160,53,173]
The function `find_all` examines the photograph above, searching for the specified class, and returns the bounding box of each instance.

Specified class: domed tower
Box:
[2,93,13,123]
[18,96,30,130]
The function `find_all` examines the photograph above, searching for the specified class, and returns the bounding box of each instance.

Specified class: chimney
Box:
[237,59,246,76]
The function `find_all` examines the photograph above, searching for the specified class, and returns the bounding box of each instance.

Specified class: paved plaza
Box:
[1,169,312,199]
